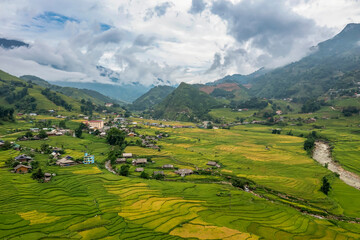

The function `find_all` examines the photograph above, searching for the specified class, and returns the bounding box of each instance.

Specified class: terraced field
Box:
[1,113,360,239]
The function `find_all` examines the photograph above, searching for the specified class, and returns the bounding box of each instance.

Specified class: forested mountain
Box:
[20,75,124,106]
[249,23,360,101]
[131,85,175,111]
[153,82,221,121]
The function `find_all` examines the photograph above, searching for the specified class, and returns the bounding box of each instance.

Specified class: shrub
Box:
[320,176,331,195]
[119,164,130,176]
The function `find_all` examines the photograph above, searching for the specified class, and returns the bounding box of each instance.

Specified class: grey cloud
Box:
[211,0,318,57]
[133,34,156,47]
[90,28,123,47]
[189,0,207,14]
[206,53,222,73]
[144,2,173,21]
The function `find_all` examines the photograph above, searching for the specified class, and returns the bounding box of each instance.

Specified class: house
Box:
[56,158,76,167]
[30,128,39,132]
[207,161,221,168]
[122,153,133,158]
[276,110,283,115]
[15,154,32,163]
[29,113,37,116]
[175,169,193,177]
[99,132,106,137]
[128,132,136,137]
[14,164,32,173]
[135,168,144,172]
[153,171,164,176]
[162,164,174,169]
[84,120,104,129]
[44,173,52,182]
[116,158,127,164]
[83,153,95,164]
[105,103,113,107]
[132,158,147,165]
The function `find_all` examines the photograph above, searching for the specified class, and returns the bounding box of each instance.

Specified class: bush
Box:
[119,164,130,176]
[140,171,150,179]
[154,173,165,180]
[231,178,249,190]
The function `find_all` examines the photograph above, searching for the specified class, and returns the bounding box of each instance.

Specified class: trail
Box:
[313,141,360,190]
[105,160,117,174]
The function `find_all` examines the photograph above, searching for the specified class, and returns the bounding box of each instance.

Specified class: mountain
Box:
[131,85,175,111]
[51,81,150,103]
[20,75,124,106]
[0,70,82,114]
[250,23,360,100]
[0,70,125,116]
[153,82,221,121]
[208,67,269,86]
[0,38,29,49]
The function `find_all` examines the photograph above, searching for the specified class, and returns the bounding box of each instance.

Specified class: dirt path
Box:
[105,160,117,175]
[313,141,360,190]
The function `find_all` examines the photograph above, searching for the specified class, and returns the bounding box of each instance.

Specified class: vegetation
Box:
[131,85,175,111]
[41,88,73,111]
[320,176,331,195]
[106,128,126,147]
[250,24,360,99]
[153,82,221,121]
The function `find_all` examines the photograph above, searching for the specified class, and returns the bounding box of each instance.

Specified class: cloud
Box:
[189,0,207,14]
[144,2,174,21]
[0,0,359,88]
[211,0,318,57]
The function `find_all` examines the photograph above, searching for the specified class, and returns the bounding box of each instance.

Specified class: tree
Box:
[41,143,51,154]
[140,171,149,179]
[106,128,126,146]
[38,130,47,139]
[154,173,164,180]
[320,176,331,195]
[59,120,66,129]
[32,168,44,181]
[119,164,130,176]
[75,128,82,138]
[25,131,33,138]
[0,140,12,150]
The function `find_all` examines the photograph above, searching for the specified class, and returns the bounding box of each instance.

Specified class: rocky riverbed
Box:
[312,141,360,190]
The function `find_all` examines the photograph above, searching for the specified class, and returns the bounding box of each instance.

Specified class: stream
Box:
[312,141,360,190]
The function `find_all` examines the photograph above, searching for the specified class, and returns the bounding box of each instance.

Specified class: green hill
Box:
[0,70,123,116]
[153,82,221,121]
[250,23,360,101]
[131,85,175,111]
[20,75,124,106]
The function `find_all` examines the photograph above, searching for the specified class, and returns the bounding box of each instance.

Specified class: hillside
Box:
[20,75,124,106]
[250,23,360,100]
[0,70,122,116]
[207,67,269,87]
[153,82,221,121]
[131,85,175,111]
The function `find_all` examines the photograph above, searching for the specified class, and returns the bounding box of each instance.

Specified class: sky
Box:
[0,0,360,86]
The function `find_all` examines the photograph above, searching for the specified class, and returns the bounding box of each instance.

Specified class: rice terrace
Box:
[1,1,360,239]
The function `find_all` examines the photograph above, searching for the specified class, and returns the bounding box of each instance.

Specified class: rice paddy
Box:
[0,113,359,239]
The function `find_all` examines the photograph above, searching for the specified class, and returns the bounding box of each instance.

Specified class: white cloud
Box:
[0,0,359,86]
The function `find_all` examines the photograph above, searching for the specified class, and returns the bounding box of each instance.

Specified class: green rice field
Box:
[0,112,360,239]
